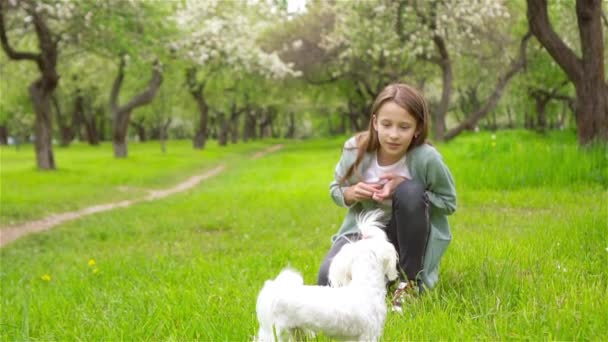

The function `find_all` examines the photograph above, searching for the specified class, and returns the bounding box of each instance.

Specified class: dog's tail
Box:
[357,209,387,239]
[255,268,304,341]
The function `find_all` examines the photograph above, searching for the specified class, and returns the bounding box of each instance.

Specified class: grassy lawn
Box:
[0,139,279,226]
[0,131,606,340]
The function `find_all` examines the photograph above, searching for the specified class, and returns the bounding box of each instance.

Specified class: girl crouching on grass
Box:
[317,83,457,312]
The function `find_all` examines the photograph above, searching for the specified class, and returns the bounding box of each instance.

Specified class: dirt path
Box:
[0,144,283,248]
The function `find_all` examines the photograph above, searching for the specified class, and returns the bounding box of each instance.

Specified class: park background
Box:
[1,0,606,340]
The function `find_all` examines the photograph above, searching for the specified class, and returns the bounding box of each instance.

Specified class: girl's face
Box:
[372,101,418,165]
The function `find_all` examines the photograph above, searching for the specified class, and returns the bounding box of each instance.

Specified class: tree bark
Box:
[0,125,8,145]
[130,120,147,142]
[259,108,275,138]
[229,103,245,144]
[52,94,74,146]
[186,68,209,150]
[1,1,58,169]
[110,56,163,157]
[346,100,362,132]
[285,112,296,138]
[159,117,171,154]
[533,94,548,132]
[527,0,607,144]
[431,34,452,140]
[82,107,100,145]
[217,112,229,146]
[242,111,257,142]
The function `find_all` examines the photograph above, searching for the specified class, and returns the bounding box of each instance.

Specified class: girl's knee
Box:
[317,260,331,286]
[393,181,425,210]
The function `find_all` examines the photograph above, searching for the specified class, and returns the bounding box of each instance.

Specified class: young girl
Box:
[317,83,456,311]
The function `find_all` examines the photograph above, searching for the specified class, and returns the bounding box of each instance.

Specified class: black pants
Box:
[317,181,430,285]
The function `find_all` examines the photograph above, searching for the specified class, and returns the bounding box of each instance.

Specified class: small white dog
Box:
[328,210,397,288]
[255,210,398,342]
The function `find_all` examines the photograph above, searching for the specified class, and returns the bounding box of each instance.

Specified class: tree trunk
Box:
[112,109,129,156]
[98,108,106,142]
[136,124,146,142]
[114,136,127,157]
[30,80,56,169]
[525,111,535,129]
[259,109,275,138]
[431,34,452,140]
[52,94,74,147]
[527,0,607,144]
[534,96,548,132]
[506,107,514,128]
[193,129,206,149]
[159,118,171,154]
[82,110,100,145]
[80,96,100,145]
[1,2,58,169]
[558,102,568,129]
[229,103,247,144]
[110,56,162,158]
[217,112,229,146]
[130,120,147,142]
[346,101,362,132]
[72,93,85,142]
[186,68,209,150]
[193,99,209,149]
[285,112,296,138]
[242,112,257,142]
[0,125,7,144]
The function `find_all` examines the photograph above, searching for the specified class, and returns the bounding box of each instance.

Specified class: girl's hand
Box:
[372,174,407,202]
[344,182,383,205]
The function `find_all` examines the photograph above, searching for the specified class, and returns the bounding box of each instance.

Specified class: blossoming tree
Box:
[171,0,299,149]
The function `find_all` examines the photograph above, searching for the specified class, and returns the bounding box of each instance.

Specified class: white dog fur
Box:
[328,210,398,288]
[255,210,398,341]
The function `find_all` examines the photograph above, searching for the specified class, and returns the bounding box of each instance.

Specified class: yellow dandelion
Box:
[41,274,51,282]
[88,259,96,267]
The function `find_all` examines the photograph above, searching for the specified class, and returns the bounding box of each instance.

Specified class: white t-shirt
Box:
[362,152,411,207]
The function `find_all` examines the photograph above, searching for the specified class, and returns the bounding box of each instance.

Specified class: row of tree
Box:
[1,0,606,170]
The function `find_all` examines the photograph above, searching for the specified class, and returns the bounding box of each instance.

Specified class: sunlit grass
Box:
[0,130,606,340]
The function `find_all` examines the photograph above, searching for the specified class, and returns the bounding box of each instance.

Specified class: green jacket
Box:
[329,136,457,289]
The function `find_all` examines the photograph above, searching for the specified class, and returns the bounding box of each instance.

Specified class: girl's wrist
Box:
[343,186,355,205]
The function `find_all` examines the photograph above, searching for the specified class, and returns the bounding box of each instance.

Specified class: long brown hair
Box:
[341,83,430,183]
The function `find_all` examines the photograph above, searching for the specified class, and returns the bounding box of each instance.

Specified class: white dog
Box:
[328,210,397,288]
[255,210,398,342]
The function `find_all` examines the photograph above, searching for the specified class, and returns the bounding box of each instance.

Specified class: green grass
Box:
[1,130,606,340]
[0,139,279,226]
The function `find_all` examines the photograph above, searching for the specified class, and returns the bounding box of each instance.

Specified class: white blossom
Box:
[170,0,299,79]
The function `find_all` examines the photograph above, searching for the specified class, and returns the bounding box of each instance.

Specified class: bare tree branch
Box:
[444,32,532,141]
[0,1,39,62]
[109,55,126,112]
[527,0,583,84]
[121,61,163,114]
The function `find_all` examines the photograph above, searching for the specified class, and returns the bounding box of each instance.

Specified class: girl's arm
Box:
[330,158,355,208]
[329,139,357,208]
[424,152,457,215]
